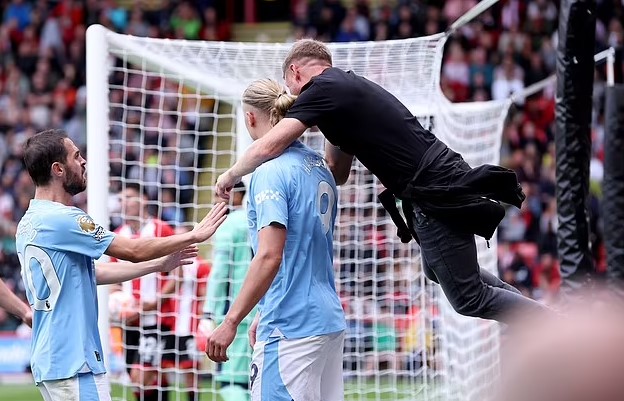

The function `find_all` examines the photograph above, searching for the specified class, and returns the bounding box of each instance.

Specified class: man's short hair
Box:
[23,129,69,186]
[124,182,149,200]
[282,39,333,76]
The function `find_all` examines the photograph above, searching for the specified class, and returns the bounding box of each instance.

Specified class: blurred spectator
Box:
[4,0,31,32]
[526,0,558,35]
[335,7,367,42]
[443,42,470,101]
[443,0,477,25]
[102,0,128,32]
[539,197,558,255]
[170,1,201,39]
[126,6,150,37]
[469,47,494,93]
[532,252,561,303]
[501,250,534,297]
[200,6,230,41]
[492,55,525,103]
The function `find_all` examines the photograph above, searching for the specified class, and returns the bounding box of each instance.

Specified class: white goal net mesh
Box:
[89,25,511,401]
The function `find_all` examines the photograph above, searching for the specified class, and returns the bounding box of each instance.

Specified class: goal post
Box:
[87,22,510,401]
[86,24,112,372]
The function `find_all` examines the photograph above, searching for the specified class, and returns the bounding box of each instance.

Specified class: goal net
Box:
[87,21,511,401]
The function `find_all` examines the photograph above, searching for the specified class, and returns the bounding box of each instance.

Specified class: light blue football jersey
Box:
[15,199,115,383]
[247,141,346,341]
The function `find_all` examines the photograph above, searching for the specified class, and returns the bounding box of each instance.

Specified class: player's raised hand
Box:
[215,170,241,200]
[157,245,198,273]
[206,319,237,363]
[192,202,228,242]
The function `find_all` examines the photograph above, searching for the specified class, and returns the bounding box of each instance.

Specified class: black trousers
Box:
[411,202,546,323]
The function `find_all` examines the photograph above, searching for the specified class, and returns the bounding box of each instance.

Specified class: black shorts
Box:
[166,335,200,369]
[123,326,141,372]
[124,325,176,367]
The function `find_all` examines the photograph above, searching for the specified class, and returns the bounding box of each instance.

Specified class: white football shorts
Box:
[250,330,345,401]
[38,372,111,401]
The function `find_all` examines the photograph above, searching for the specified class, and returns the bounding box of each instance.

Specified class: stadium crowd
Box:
[0,0,615,364]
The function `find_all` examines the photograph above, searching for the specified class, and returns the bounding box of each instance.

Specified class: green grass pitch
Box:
[0,380,426,401]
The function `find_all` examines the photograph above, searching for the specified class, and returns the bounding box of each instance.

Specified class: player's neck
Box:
[255,122,274,140]
[34,185,73,206]
[299,64,330,85]
[309,64,330,77]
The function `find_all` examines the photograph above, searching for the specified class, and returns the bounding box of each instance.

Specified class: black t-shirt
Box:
[285,67,436,192]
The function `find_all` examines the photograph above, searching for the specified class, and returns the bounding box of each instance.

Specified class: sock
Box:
[187,391,198,401]
[159,377,170,401]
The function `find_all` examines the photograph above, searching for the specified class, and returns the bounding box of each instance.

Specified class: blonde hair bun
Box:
[242,79,297,127]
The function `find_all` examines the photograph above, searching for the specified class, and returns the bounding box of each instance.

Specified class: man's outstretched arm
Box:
[205,223,286,362]
[96,246,198,285]
[105,203,227,262]
[0,278,32,327]
[216,118,307,198]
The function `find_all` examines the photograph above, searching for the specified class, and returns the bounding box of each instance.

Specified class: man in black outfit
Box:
[216,39,546,323]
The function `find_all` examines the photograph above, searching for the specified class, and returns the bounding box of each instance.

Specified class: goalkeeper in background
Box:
[198,182,253,401]
[207,79,346,401]
[217,39,548,324]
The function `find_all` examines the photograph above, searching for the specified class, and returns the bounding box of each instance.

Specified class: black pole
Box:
[604,85,624,286]
[555,0,596,286]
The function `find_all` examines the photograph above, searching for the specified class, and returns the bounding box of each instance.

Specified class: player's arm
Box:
[207,224,285,362]
[95,246,198,285]
[105,203,227,263]
[325,142,354,185]
[218,79,331,198]
[219,118,307,193]
[0,278,32,327]
[222,225,284,326]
